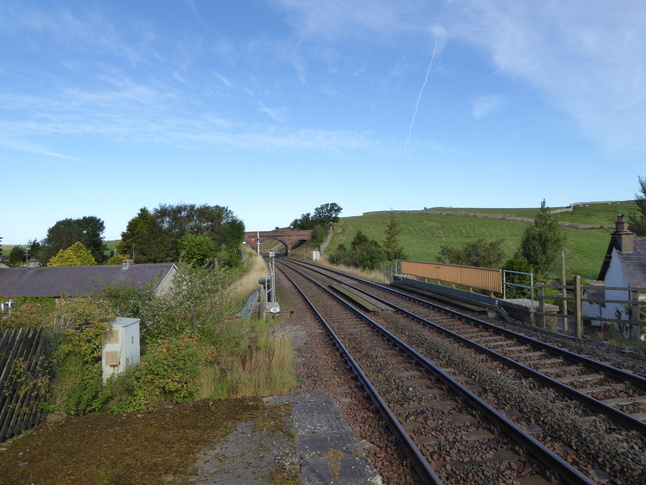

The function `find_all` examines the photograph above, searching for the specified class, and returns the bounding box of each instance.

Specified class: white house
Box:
[592,215,646,339]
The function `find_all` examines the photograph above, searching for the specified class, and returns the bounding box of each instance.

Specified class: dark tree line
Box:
[290,203,342,230]
[10,204,245,268]
[6,217,104,266]
[117,203,245,267]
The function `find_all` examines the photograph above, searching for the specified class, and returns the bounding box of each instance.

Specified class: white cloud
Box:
[447,1,646,151]
[271,0,646,152]
[0,135,83,161]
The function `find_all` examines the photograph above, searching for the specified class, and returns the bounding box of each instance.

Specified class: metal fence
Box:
[398,260,503,294]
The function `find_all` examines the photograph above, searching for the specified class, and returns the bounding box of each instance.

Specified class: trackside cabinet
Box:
[102,317,141,382]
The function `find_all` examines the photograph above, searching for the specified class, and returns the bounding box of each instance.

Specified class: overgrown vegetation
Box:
[0,248,294,419]
[0,398,296,484]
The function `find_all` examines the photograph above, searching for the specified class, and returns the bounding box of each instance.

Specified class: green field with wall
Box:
[326,201,636,280]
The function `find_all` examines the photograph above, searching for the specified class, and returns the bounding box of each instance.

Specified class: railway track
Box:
[277,258,646,484]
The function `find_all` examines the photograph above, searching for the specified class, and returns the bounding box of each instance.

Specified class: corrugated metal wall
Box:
[400,261,503,293]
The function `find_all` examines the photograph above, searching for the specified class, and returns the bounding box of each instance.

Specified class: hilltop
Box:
[323,201,636,280]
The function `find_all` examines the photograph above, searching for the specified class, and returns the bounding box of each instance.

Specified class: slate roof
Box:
[614,238,646,288]
[598,236,646,286]
[0,263,177,297]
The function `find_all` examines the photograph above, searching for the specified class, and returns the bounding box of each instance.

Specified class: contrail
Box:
[403,41,437,156]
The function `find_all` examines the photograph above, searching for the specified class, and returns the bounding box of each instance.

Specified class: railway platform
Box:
[266,393,381,485]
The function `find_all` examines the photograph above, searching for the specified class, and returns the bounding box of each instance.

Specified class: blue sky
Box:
[2,1,645,244]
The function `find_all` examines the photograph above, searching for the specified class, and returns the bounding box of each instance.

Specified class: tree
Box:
[519,200,566,275]
[439,238,506,268]
[629,176,646,236]
[357,240,388,270]
[153,203,243,264]
[383,212,407,260]
[40,216,106,264]
[329,230,389,270]
[313,203,342,226]
[220,217,245,249]
[219,217,246,265]
[9,245,26,266]
[290,202,343,230]
[27,239,40,263]
[117,208,174,263]
[290,212,314,230]
[351,230,369,251]
[178,233,216,268]
[47,242,97,267]
[154,203,234,243]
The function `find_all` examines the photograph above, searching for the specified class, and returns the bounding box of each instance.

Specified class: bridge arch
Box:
[243,230,313,256]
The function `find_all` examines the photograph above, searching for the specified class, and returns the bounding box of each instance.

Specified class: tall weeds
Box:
[226,247,269,311]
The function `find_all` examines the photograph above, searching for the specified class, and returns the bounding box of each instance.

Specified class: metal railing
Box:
[503,270,535,304]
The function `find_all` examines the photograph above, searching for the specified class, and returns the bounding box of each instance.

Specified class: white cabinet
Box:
[102,317,140,382]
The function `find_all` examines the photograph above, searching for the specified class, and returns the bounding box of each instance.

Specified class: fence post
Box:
[561,251,567,322]
[538,285,545,329]
[630,289,641,341]
[574,275,583,338]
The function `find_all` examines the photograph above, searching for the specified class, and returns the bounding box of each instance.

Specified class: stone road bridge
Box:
[243,230,313,255]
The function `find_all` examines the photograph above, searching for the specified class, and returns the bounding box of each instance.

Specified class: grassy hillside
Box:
[326,201,635,281]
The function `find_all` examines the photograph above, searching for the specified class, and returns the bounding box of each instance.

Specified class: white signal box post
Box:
[102,317,141,382]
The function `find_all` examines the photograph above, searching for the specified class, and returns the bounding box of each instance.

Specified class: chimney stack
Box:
[613,214,634,253]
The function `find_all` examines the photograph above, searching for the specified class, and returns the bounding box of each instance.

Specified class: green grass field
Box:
[326,201,636,281]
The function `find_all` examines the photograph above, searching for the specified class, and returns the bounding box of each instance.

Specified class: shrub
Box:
[100,267,229,347]
[0,297,57,330]
[108,333,203,412]
[50,297,114,415]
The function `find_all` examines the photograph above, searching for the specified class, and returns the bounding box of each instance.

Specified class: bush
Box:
[328,230,390,270]
[108,333,203,413]
[439,238,506,268]
[0,297,57,330]
[49,297,115,415]
[99,267,229,347]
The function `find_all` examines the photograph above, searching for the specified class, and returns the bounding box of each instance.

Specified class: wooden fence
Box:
[0,328,49,443]
[535,276,645,342]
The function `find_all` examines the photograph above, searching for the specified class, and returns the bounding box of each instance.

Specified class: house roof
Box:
[598,238,646,287]
[0,263,178,297]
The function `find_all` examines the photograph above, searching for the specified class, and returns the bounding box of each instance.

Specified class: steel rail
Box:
[278,261,595,485]
[283,259,646,435]
[277,265,443,485]
[286,259,646,390]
